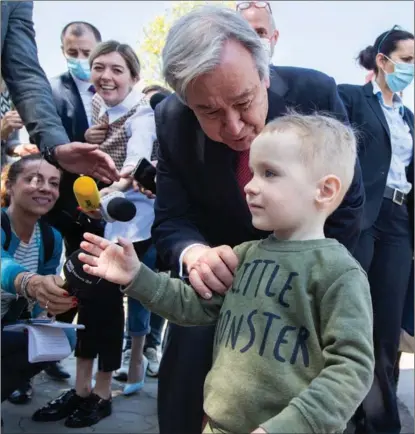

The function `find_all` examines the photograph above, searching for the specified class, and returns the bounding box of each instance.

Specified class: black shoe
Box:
[32,389,86,422]
[8,382,32,405]
[44,362,71,380]
[64,393,112,428]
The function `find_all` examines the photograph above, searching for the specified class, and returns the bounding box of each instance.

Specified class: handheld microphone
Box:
[99,191,136,223]
[63,249,119,297]
[149,93,167,111]
[73,176,100,212]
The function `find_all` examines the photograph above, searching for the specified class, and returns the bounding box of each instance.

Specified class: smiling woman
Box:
[1,154,77,410]
[1,155,61,214]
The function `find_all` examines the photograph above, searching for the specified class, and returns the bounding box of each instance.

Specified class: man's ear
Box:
[315,174,342,207]
[271,29,279,45]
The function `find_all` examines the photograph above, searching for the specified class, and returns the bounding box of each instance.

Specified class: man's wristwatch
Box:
[43,146,63,170]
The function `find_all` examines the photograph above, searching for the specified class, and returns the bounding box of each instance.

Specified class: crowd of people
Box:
[1,1,414,434]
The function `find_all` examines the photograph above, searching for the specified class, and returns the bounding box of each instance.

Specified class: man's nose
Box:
[223,111,244,137]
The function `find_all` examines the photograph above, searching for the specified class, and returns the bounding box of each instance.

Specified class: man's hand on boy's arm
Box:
[185,240,256,300]
[79,232,223,326]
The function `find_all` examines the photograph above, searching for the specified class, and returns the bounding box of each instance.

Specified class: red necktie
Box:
[235,150,252,195]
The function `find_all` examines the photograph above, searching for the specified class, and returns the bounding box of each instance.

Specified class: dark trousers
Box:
[1,330,49,402]
[158,323,215,434]
[354,198,412,434]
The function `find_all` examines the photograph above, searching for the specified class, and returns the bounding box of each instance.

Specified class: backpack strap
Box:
[1,209,12,251]
[1,210,55,263]
[38,219,55,264]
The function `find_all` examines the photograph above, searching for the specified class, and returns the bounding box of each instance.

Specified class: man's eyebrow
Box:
[195,89,254,110]
[196,103,216,110]
[231,88,254,102]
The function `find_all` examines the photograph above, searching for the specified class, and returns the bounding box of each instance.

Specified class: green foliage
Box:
[137,1,236,88]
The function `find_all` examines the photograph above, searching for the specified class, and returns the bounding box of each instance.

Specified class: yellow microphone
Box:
[73,176,101,212]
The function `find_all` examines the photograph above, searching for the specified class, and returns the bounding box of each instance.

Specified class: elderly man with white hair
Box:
[152,5,365,434]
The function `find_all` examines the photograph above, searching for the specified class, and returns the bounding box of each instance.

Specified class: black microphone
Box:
[100,191,136,223]
[149,93,167,110]
[63,249,119,297]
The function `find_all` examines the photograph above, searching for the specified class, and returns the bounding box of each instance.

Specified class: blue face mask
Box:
[67,57,91,81]
[383,55,414,93]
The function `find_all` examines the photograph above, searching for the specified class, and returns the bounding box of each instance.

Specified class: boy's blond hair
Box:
[262,111,357,199]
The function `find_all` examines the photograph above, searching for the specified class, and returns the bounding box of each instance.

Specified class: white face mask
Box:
[260,38,272,63]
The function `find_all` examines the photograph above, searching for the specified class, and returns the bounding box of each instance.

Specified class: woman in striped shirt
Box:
[1,154,76,411]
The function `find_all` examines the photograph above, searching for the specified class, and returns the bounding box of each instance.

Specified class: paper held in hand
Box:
[4,321,85,363]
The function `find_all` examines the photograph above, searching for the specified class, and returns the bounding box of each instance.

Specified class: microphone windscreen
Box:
[73,176,100,212]
[63,249,119,297]
[149,93,167,110]
[106,197,136,222]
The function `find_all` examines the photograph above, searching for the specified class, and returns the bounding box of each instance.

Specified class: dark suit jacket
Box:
[338,82,414,241]
[45,72,101,239]
[50,72,89,143]
[1,1,69,150]
[152,66,365,270]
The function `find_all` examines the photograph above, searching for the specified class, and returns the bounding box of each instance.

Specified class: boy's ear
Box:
[315,174,342,207]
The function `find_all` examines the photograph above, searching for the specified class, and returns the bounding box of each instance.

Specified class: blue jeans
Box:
[126,244,156,337]
[145,313,166,350]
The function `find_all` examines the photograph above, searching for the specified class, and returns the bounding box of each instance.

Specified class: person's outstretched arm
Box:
[1,2,119,183]
[1,1,70,151]
[78,233,254,326]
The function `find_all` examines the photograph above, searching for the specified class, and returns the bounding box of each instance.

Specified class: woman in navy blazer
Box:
[338,27,414,434]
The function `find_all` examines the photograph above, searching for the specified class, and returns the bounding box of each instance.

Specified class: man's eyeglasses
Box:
[236,1,272,14]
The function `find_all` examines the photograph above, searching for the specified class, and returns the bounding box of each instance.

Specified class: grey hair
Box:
[162,5,269,103]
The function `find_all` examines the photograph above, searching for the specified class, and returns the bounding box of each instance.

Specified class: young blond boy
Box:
[79,112,375,434]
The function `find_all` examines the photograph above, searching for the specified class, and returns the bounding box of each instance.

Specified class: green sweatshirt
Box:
[123,236,374,433]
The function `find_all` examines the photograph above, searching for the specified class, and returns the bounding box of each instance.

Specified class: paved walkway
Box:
[2,353,414,433]
[2,353,158,434]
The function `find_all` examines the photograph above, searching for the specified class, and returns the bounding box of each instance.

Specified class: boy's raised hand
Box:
[79,233,140,286]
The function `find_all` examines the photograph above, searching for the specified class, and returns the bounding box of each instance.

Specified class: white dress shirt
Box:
[97,89,157,244]
[372,80,413,193]
[71,73,94,126]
